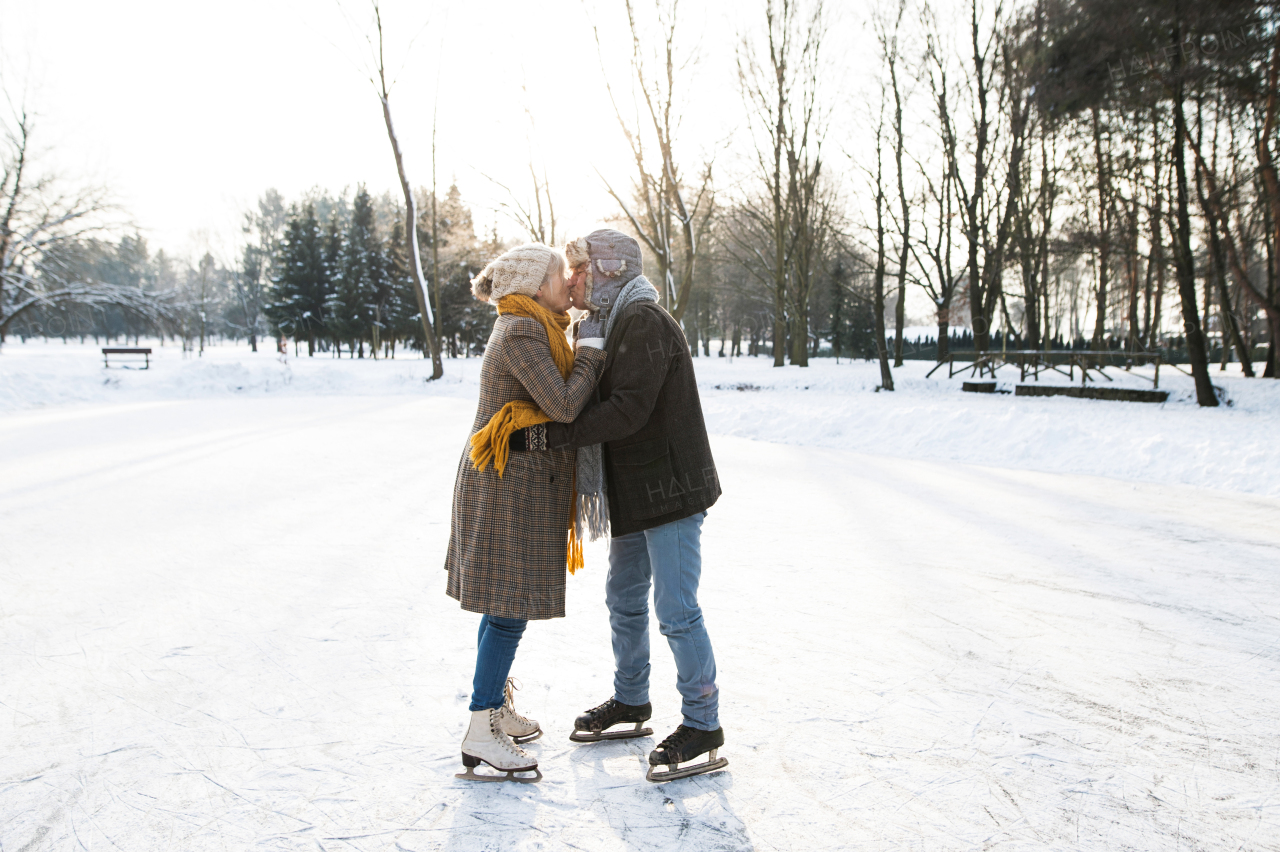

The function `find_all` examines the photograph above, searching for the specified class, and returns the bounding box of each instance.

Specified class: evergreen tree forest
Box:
[5,184,502,359]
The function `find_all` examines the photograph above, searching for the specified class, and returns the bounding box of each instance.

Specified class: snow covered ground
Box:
[4,338,1279,497]
[2,340,1279,850]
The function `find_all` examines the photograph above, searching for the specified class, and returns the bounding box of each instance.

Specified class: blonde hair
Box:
[542,249,567,287]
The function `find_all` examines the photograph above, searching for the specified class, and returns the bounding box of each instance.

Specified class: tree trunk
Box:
[790,310,809,366]
[376,41,443,380]
[965,0,991,352]
[1171,40,1219,406]
[1091,105,1112,350]
[1124,201,1141,351]
[1203,196,1254,375]
[1265,192,1277,377]
[1141,184,1158,349]
[892,36,910,368]
[874,141,895,390]
[1267,314,1279,377]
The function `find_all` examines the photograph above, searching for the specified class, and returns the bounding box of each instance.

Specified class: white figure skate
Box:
[498,678,542,744]
[457,708,542,783]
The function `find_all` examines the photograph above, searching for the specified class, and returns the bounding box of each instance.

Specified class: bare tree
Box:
[594,0,715,321]
[431,98,443,340]
[1009,1,1055,352]
[876,0,912,367]
[912,13,965,362]
[365,2,443,378]
[0,108,171,346]
[781,10,828,367]
[1192,116,1278,385]
[870,88,897,389]
[736,0,826,366]
[1139,106,1167,350]
[948,0,1028,353]
[480,160,558,247]
[1088,104,1115,350]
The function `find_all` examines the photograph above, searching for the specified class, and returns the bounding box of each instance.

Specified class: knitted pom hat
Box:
[470,243,558,303]
[564,229,643,312]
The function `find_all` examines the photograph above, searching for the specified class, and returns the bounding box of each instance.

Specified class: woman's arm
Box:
[504,319,607,422]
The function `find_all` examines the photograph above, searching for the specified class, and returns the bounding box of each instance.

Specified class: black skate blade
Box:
[512,728,543,745]
[455,765,542,784]
[570,722,653,743]
[646,751,729,783]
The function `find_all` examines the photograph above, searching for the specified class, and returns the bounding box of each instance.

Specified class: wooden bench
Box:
[102,347,152,369]
[928,350,1165,387]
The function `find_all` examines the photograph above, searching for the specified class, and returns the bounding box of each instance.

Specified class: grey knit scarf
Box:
[575,275,660,542]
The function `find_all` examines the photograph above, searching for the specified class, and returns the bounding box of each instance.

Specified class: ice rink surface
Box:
[2,383,1278,851]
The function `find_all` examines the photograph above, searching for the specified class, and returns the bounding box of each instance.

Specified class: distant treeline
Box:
[8,185,505,359]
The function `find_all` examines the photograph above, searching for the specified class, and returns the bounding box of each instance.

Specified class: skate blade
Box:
[512,728,543,745]
[646,751,729,783]
[570,722,653,743]
[455,765,542,784]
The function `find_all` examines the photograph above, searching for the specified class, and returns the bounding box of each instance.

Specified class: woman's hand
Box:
[576,312,604,350]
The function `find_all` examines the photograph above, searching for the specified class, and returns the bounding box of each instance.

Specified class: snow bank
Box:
[0,339,478,411]
[692,356,1280,498]
[3,338,1278,497]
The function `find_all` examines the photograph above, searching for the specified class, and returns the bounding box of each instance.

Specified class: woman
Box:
[445,242,607,783]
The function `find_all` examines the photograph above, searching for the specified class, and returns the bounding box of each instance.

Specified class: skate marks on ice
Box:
[711,437,1280,850]
[4,397,1279,849]
[439,737,750,852]
[0,397,754,852]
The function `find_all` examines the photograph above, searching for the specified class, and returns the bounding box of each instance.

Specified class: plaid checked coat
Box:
[445,315,608,620]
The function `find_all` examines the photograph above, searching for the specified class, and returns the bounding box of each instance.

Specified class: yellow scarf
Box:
[469,294,584,573]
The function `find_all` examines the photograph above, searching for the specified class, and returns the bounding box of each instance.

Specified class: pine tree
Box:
[386,219,419,357]
[319,213,344,355]
[266,205,328,355]
[330,187,383,358]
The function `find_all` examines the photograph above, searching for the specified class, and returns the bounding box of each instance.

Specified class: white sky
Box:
[5,0,856,261]
[5,0,1009,328]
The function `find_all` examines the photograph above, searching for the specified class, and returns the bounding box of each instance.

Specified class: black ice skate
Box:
[646,724,728,782]
[570,698,653,743]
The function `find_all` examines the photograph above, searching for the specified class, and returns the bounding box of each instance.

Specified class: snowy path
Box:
[2,396,1278,851]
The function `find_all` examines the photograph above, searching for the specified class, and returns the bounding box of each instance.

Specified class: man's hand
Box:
[508,424,548,452]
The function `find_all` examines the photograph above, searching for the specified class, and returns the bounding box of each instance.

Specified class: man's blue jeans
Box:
[469,614,527,711]
[607,512,719,730]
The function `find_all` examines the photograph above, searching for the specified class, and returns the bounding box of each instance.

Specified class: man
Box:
[515,229,725,782]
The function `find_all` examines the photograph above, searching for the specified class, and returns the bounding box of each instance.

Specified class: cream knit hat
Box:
[470,243,559,303]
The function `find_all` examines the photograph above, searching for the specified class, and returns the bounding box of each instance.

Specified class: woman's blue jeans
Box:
[469,614,527,711]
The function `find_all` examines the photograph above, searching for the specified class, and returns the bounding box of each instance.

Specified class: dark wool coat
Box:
[547,301,720,537]
[445,315,607,620]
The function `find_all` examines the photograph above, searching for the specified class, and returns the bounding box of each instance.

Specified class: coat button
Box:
[550,475,556,483]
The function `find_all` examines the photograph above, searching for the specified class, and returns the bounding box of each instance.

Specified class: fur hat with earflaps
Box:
[563,229,643,313]
[470,243,559,303]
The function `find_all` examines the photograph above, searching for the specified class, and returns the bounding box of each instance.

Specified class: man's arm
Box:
[546,307,673,450]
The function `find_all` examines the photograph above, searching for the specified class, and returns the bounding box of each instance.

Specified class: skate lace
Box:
[503,677,532,726]
[489,709,530,759]
[657,725,697,753]
[584,698,619,722]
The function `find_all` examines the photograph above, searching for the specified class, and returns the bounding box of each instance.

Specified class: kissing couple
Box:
[444,229,726,784]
